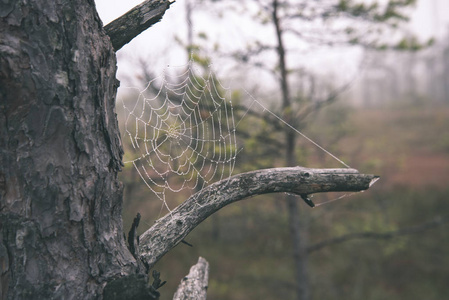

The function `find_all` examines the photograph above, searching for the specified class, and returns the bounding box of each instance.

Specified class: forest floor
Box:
[347,106,449,189]
[120,104,449,300]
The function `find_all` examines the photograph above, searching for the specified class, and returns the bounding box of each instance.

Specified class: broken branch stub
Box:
[173,257,209,300]
[139,167,379,269]
[104,0,174,50]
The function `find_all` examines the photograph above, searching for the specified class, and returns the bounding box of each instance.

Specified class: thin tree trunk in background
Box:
[185,0,221,240]
[444,48,449,104]
[286,197,310,300]
[186,0,193,52]
[272,0,310,299]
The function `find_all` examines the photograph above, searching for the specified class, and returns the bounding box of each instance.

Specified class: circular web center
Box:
[122,62,237,212]
[166,125,181,139]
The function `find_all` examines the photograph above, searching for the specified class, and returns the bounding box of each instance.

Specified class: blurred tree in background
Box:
[114,0,449,299]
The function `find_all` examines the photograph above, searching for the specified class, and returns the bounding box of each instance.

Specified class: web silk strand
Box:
[242,89,351,169]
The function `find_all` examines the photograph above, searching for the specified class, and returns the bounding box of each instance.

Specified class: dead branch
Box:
[139,166,378,269]
[104,0,174,51]
[173,257,209,300]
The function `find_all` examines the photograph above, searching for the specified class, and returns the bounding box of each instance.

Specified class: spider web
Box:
[122,61,237,213]
[121,59,355,215]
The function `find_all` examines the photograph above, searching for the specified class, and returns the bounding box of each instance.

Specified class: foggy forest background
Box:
[95,0,449,299]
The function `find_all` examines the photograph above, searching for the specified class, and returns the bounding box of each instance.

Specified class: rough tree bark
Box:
[0,0,172,299]
[0,0,378,299]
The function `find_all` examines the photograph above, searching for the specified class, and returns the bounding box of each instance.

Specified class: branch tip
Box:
[104,0,173,50]
[369,176,380,187]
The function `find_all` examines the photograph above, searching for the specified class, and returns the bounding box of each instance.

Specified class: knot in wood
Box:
[301,172,311,178]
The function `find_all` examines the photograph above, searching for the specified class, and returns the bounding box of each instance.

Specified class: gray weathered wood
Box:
[173,257,209,300]
[104,0,174,50]
[139,167,378,269]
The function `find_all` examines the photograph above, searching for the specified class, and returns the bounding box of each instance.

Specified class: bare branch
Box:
[307,215,449,253]
[139,167,379,269]
[173,257,209,300]
[104,0,175,51]
[297,79,353,122]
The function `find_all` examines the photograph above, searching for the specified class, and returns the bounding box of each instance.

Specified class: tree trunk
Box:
[272,1,310,299]
[0,1,141,298]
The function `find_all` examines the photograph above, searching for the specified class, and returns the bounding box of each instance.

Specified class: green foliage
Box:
[389,36,436,52]
[336,0,415,22]
[197,32,208,40]
[233,111,285,171]
[332,0,423,50]
[337,0,349,12]
[395,36,423,51]
[190,51,211,68]
[375,0,415,22]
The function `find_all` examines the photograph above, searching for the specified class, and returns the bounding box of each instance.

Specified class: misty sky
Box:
[95,0,449,39]
[94,0,449,88]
